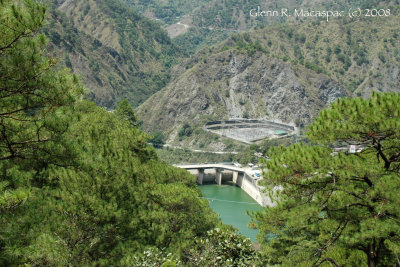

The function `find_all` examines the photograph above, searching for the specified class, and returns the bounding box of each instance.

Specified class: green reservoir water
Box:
[199,184,263,242]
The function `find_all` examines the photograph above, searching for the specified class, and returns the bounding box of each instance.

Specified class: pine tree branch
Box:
[312,222,348,266]
[327,203,374,213]
[372,137,391,169]
[314,257,339,267]
[0,30,26,51]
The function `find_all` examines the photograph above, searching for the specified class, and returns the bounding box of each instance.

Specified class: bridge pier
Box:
[236,172,244,187]
[197,168,204,185]
[233,171,238,183]
[215,168,222,185]
[233,171,244,187]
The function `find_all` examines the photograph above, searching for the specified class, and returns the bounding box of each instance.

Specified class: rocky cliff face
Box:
[137,50,347,137]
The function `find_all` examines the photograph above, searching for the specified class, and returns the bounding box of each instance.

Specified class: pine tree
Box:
[0,0,82,163]
[1,101,219,265]
[115,99,138,126]
[0,0,82,262]
[255,92,400,267]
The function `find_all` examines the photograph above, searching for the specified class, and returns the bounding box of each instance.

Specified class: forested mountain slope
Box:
[42,0,398,109]
[125,0,394,30]
[249,15,400,97]
[43,0,181,108]
[124,0,397,54]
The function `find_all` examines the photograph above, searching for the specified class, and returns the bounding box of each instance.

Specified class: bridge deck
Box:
[175,164,246,173]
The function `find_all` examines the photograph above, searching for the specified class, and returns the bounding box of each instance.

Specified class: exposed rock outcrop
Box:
[137,50,348,137]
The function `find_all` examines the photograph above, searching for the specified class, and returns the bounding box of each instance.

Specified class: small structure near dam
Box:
[203,119,295,144]
[175,164,274,207]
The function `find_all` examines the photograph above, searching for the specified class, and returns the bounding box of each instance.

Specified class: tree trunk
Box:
[368,257,376,267]
[367,244,378,267]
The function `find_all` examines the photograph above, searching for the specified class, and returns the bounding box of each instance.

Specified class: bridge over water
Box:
[175,164,247,185]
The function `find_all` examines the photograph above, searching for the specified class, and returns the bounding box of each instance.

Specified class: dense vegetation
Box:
[255,92,400,266]
[0,0,83,210]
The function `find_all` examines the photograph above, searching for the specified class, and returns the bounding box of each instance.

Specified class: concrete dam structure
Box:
[176,164,274,207]
[203,119,295,144]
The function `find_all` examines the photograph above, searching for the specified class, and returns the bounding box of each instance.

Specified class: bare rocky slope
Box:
[137,50,347,139]
[137,14,400,146]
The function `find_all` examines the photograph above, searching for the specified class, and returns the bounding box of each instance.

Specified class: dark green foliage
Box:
[255,92,400,266]
[378,52,386,63]
[2,102,218,265]
[334,44,341,54]
[336,53,352,71]
[294,45,304,63]
[234,144,259,165]
[178,123,193,139]
[0,0,83,213]
[149,132,165,148]
[305,61,326,74]
[294,33,306,44]
[183,228,259,266]
[83,2,90,16]
[115,99,138,126]
[233,138,294,165]
[231,34,268,56]
[93,0,181,107]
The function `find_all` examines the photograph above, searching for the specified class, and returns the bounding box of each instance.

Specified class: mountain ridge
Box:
[137,13,399,149]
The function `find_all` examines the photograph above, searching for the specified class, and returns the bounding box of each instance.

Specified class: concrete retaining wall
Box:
[240,173,273,207]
